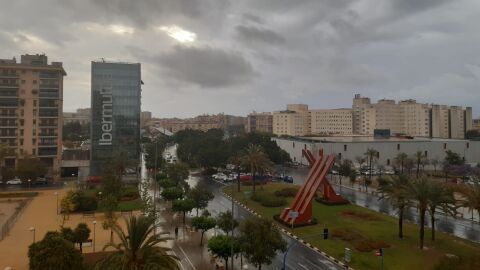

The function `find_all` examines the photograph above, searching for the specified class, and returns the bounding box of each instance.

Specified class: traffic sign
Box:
[375,248,383,257]
[344,248,351,263]
[288,211,299,219]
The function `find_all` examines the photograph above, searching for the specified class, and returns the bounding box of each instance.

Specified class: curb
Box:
[220,190,355,270]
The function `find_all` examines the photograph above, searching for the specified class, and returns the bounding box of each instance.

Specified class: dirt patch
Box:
[341,210,382,221]
[332,228,391,252]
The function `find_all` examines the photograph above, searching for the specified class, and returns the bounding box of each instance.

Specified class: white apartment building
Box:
[310,109,352,135]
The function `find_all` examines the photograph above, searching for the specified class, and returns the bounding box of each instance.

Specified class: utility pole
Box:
[231,167,237,270]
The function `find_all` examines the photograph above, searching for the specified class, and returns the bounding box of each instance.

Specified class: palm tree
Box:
[96,215,180,270]
[364,148,378,191]
[458,183,480,222]
[408,177,432,249]
[427,184,456,241]
[414,151,426,178]
[378,175,411,239]
[240,144,272,193]
[395,152,408,174]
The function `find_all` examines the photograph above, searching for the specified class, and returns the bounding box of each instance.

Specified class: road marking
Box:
[298,263,309,269]
[178,244,197,270]
[171,250,187,270]
[318,258,339,270]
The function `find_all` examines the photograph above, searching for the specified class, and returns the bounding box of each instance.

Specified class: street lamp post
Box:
[93,220,97,252]
[29,227,35,243]
[153,140,158,236]
[281,241,297,270]
[54,192,59,215]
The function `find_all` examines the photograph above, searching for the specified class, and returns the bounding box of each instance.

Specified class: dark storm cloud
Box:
[236,25,285,46]
[158,46,255,88]
[0,0,478,117]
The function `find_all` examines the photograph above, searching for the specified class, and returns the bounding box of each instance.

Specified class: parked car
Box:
[35,177,48,185]
[283,176,294,183]
[6,178,22,185]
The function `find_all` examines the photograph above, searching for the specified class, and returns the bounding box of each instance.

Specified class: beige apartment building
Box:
[273,104,310,136]
[473,119,480,131]
[310,109,352,135]
[148,113,241,133]
[0,54,65,177]
[353,94,472,139]
[246,112,273,133]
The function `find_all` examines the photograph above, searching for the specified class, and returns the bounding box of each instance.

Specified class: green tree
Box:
[364,148,378,182]
[414,151,426,178]
[188,183,214,216]
[99,194,118,243]
[28,232,83,270]
[338,159,353,185]
[240,144,273,193]
[96,216,179,270]
[191,216,217,246]
[172,199,195,225]
[427,184,456,241]
[16,157,48,181]
[229,152,243,192]
[60,190,77,224]
[216,210,238,236]
[238,218,286,270]
[161,187,184,203]
[444,150,464,166]
[207,235,240,270]
[158,179,176,189]
[74,223,91,253]
[458,183,480,222]
[60,226,75,243]
[101,164,122,198]
[349,172,357,187]
[378,175,411,239]
[395,152,408,174]
[408,177,432,249]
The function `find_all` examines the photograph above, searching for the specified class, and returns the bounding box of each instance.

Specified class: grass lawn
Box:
[117,199,143,211]
[224,183,480,270]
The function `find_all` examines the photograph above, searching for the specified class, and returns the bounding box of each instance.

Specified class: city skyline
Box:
[1,0,479,118]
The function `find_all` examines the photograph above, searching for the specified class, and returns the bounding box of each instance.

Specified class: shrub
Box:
[260,195,286,207]
[120,187,139,201]
[274,187,298,197]
[76,194,98,212]
[250,193,263,202]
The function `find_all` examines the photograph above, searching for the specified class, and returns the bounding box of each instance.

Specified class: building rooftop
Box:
[292,135,470,143]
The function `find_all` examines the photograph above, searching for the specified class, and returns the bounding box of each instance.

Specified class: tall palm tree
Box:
[96,215,180,270]
[240,144,273,193]
[378,175,411,239]
[364,148,378,188]
[408,177,432,249]
[427,184,456,241]
[458,183,480,222]
[414,151,426,178]
[395,152,408,174]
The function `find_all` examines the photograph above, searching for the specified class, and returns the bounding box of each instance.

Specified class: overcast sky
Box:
[1,0,479,118]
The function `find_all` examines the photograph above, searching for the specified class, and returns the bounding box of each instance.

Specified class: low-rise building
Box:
[63,108,91,125]
[246,112,273,133]
[273,136,480,167]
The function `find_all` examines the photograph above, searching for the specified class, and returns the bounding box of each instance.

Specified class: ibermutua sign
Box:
[99,83,113,146]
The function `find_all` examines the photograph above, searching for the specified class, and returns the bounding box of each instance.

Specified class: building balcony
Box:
[0,84,18,88]
[38,134,57,137]
[0,74,19,79]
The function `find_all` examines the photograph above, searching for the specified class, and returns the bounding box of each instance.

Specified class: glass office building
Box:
[90,61,141,177]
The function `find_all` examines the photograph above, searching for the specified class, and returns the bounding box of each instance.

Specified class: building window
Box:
[33,80,37,84]
[338,153,342,160]
[443,143,447,150]
[304,144,307,150]
[21,80,25,84]
[387,159,390,166]
[32,148,36,155]
[344,144,347,151]
[293,142,295,148]
[397,144,400,150]
[467,142,470,149]
[33,100,37,107]
[424,151,428,157]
